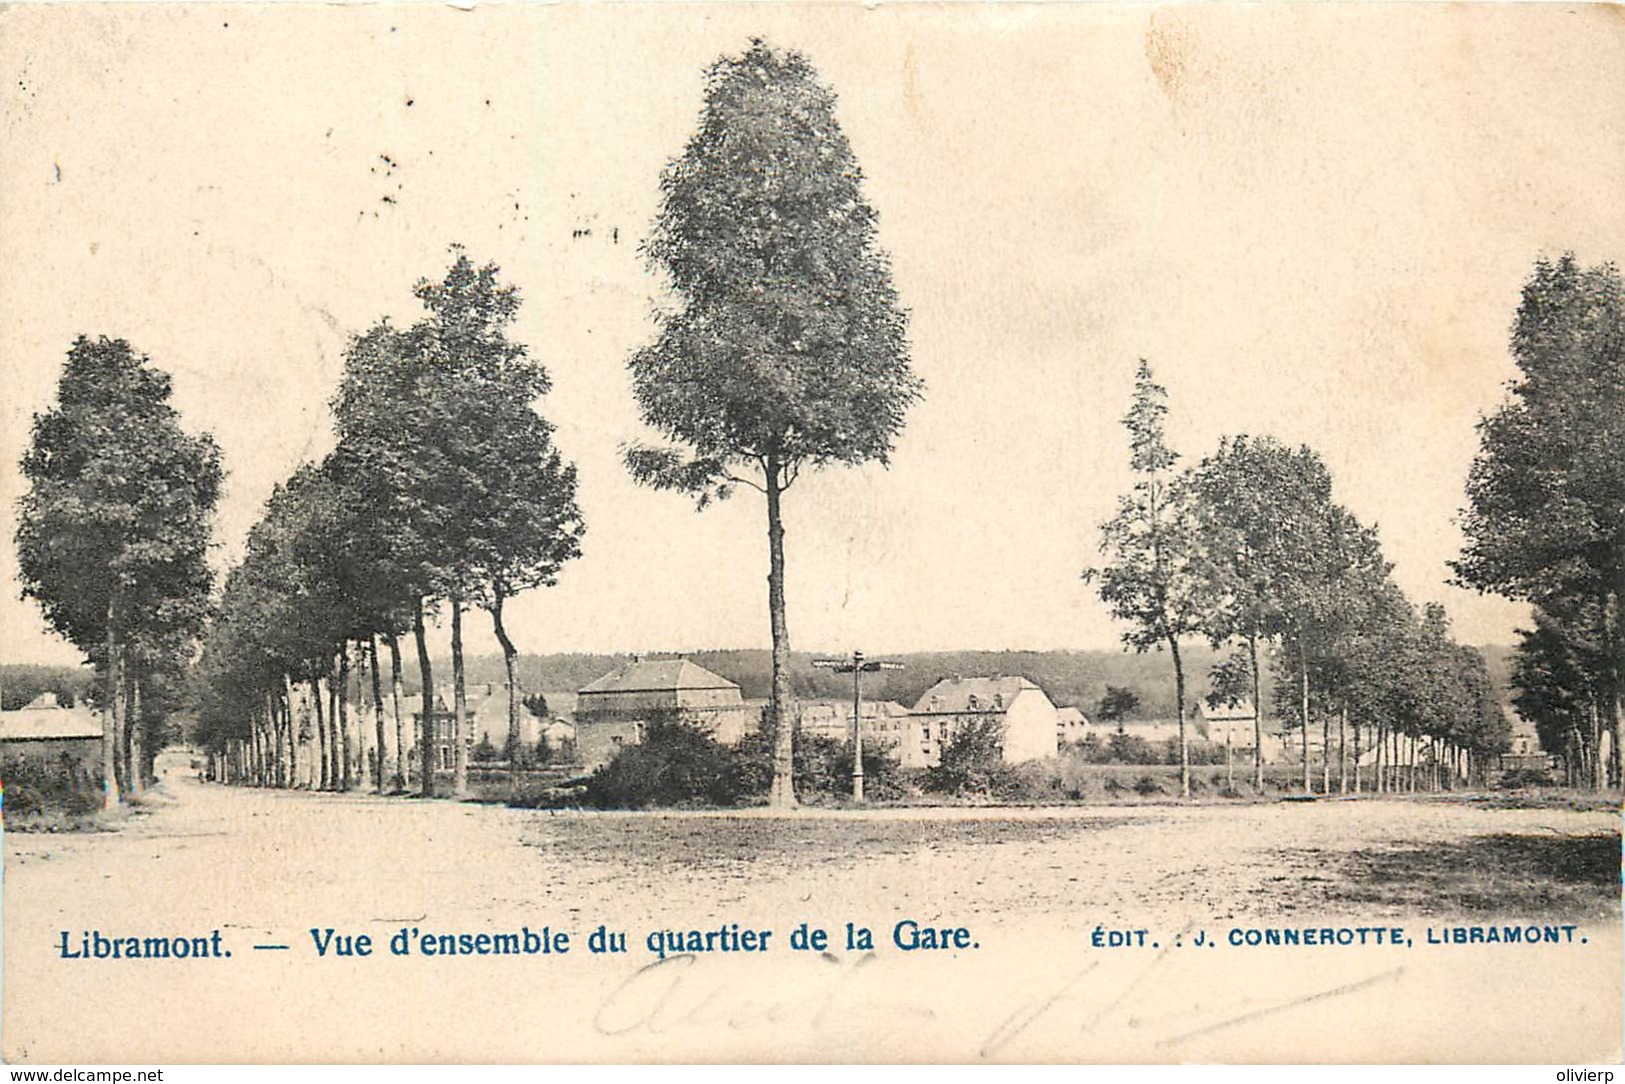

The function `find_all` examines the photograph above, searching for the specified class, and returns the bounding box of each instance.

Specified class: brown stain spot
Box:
[1144,11,1192,105]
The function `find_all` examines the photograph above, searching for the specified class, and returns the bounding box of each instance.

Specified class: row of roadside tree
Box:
[13,39,1620,808]
[189,250,584,799]
[1089,361,1510,800]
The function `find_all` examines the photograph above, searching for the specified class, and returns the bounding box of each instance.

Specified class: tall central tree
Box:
[1087,360,1212,799]
[1189,435,1332,790]
[624,40,921,808]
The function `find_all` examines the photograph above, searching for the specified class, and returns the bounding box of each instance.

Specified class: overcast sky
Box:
[2,3,1620,667]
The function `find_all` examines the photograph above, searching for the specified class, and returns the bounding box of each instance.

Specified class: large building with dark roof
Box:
[574,658,763,767]
[0,692,104,789]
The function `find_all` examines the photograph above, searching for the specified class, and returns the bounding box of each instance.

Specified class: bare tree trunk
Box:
[1591,699,1605,791]
[283,675,300,787]
[279,688,292,787]
[451,597,469,799]
[338,645,353,791]
[263,695,274,785]
[1248,633,1264,792]
[765,458,796,810]
[312,677,329,791]
[267,693,281,786]
[326,663,339,789]
[388,635,406,791]
[1337,707,1347,794]
[1321,703,1331,796]
[1377,725,1386,793]
[1298,639,1311,794]
[105,610,126,803]
[1170,633,1190,799]
[1352,720,1362,795]
[414,599,436,798]
[121,662,138,793]
[369,636,386,793]
[283,681,296,787]
[1224,710,1234,793]
[490,588,523,783]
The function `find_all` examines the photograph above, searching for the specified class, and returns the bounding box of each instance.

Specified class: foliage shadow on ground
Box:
[1274,831,1621,920]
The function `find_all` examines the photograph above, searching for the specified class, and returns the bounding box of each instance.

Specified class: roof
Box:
[801,700,910,728]
[802,699,909,719]
[0,699,103,742]
[911,676,1043,715]
[1057,707,1088,726]
[579,658,739,696]
[1199,699,1257,722]
[543,691,579,718]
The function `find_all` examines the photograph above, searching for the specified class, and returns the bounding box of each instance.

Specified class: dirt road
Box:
[5,769,1619,1063]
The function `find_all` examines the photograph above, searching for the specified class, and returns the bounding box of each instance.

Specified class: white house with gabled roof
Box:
[905,675,1059,768]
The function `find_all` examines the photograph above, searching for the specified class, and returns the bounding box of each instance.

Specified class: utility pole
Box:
[813,650,903,803]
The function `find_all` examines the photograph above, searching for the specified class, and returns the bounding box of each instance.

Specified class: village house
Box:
[573,657,763,769]
[467,684,546,754]
[1199,699,1257,752]
[799,699,911,747]
[1056,706,1090,746]
[0,692,104,786]
[904,676,1060,768]
[407,690,476,773]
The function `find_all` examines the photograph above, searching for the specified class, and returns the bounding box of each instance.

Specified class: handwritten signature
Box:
[594,951,936,1037]
[591,934,1405,1058]
[981,927,1406,1058]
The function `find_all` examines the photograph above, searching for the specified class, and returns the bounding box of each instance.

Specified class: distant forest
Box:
[431,644,1519,721]
[0,664,97,711]
[1,643,1517,721]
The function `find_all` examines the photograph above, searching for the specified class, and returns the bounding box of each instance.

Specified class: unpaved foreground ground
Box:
[5,773,1620,1063]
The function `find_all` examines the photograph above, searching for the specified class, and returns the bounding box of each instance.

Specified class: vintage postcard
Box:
[1,1,1620,1067]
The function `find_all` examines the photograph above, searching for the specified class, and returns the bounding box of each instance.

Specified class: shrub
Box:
[1003,759,1066,802]
[732,725,904,803]
[1498,767,1555,789]
[582,718,745,809]
[1105,731,1154,764]
[471,735,500,763]
[924,718,1020,799]
[1132,774,1163,797]
[2,754,101,826]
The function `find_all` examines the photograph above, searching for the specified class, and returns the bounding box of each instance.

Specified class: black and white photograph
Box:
[0,1,1620,1067]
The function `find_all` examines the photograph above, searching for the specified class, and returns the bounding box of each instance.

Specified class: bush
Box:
[582,718,746,809]
[924,718,1020,799]
[1498,767,1555,789]
[1004,759,1068,802]
[471,735,500,763]
[1106,731,1154,764]
[2,754,101,826]
[733,726,905,804]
